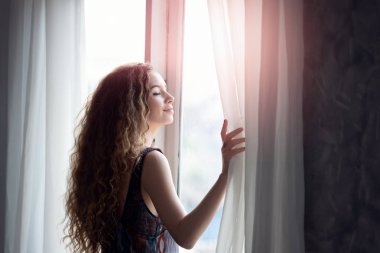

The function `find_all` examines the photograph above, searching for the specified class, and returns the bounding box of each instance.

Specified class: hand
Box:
[220,119,246,174]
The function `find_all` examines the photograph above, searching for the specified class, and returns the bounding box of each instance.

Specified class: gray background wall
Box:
[0,0,10,251]
[304,0,380,252]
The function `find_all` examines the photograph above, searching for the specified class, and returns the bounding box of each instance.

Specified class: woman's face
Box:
[146,71,175,129]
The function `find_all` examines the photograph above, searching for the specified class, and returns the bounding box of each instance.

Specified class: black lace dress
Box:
[109,147,179,253]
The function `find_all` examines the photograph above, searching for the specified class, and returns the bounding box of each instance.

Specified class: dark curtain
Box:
[303,0,380,252]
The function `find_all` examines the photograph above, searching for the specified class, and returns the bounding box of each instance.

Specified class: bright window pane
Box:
[180,0,224,252]
[84,0,146,90]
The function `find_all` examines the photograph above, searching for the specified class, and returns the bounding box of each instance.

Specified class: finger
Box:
[226,147,246,159]
[225,127,244,142]
[223,137,246,150]
[222,137,245,150]
[220,119,228,140]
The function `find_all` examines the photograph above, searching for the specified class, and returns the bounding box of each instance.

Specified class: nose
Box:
[166,92,174,104]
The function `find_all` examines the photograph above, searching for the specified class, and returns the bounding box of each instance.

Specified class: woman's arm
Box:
[141,120,245,249]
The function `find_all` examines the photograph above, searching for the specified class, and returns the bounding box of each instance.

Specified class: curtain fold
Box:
[207,0,304,252]
[5,0,85,252]
[207,1,245,252]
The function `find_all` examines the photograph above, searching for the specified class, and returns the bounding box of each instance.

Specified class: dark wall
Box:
[0,0,10,251]
[303,0,380,252]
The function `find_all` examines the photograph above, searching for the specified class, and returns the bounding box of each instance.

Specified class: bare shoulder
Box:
[142,150,172,178]
[144,150,170,168]
[145,149,167,162]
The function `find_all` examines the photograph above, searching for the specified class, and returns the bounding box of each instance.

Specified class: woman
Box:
[64,63,245,252]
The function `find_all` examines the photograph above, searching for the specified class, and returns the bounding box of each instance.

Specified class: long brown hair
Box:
[64,63,153,252]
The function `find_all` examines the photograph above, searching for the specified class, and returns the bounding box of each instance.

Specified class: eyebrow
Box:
[149,84,167,90]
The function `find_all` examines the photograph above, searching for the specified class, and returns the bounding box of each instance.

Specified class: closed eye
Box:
[150,84,167,93]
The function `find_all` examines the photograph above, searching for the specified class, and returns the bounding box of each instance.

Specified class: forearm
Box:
[176,172,228,249]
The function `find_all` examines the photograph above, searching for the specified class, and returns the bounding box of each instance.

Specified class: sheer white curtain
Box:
[207,0,305,252]
[5,0,85,252]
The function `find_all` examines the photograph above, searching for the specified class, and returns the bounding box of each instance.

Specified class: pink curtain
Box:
[207,0,305,252]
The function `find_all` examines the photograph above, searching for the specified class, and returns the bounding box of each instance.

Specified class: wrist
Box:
[222,160,229,174]
[219,172,228,182]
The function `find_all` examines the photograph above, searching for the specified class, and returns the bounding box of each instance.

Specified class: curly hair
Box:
[64,63,153,253]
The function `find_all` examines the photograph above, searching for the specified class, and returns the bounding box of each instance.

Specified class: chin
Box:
[163,118,174,125]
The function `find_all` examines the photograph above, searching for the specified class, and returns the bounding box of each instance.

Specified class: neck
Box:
[144,125,159,147]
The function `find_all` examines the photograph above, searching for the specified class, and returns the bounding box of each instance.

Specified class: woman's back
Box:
[111,147,178,253]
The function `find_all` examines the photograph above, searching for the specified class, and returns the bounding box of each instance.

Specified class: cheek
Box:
[147,97,162,113]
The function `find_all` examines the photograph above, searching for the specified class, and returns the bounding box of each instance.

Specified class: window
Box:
[84,0,146,90]
[85,1,223,252]
[179,0,224,252]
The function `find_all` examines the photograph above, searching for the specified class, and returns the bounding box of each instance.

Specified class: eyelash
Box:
[153,92,161,96]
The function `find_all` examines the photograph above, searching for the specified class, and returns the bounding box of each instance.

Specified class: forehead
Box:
[148,71,167,89]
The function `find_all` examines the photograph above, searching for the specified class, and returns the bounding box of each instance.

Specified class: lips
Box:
[163,108,173,111]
